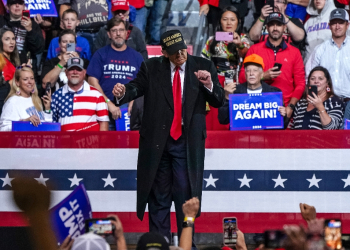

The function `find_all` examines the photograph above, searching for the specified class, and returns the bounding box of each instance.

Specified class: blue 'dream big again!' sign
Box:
[2,0,58,17]
[50,184,92,245]
[229,92,284,130]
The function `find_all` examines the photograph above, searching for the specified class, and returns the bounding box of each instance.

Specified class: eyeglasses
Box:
[16,65,32,69]
[109,28,126,34]
[275,0,286,3]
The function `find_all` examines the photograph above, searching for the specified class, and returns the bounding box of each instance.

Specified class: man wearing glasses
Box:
[93,0,148,60]
[249,0,306,51]
[51,57,109,131]
[87,18,143,130]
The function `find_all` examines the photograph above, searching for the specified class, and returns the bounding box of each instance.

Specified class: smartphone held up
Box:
[325,219,342,250]
[22,10,30,19]
[85,217,116,236]
[223,217,237,247]
[216,32,234,42]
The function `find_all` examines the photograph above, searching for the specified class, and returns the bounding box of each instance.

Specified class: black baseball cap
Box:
[136,233,169,250]
[7,0,24,5]
[265,12,286,25]
[330,8,349,22]
[160,30,187,55]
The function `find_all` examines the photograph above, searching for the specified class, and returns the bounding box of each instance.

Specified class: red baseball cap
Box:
[112,0,129,12]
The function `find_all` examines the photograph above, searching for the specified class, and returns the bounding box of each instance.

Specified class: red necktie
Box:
[170,66,182,140]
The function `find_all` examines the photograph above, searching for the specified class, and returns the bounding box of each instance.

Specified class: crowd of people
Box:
[0,0,349,131]
[11,176,330,250]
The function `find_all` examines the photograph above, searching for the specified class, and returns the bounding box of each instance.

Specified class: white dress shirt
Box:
[306,36,350,98]
[170,61,213,94]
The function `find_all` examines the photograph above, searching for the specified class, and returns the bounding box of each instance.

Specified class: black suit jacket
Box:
[117,55,225,220]
[218,82,282,125]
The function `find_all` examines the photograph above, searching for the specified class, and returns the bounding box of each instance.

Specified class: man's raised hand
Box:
[194,70,213,89]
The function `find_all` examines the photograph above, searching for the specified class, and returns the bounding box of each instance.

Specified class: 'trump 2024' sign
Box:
[229,92,284,130]
[50,184,92,245]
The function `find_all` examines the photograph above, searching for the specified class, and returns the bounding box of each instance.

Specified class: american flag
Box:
[51,82,109,131]
[0,131,349,234]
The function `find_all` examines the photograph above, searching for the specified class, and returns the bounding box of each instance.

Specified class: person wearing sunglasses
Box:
[0,66,52,131]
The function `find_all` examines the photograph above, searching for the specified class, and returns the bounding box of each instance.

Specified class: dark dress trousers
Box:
[116,54,225,239]
[218,81,283,125]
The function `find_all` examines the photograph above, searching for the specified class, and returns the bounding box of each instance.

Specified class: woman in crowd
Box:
[0,67,52,131]
[201,5,250,130]
[0,28,20,81]
[289,66,344,130]
[201,5,250,84]
[0,28,21,115]
[41,29,89,95]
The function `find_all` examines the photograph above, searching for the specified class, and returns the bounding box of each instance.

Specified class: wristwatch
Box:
[288,103,295,110]
[182,221,194,228]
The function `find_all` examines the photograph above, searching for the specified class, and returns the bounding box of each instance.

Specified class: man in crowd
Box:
[59,0,108,50]
[87,18,143,130]
[51,58,109,131]
[239,12,305,118]
[46,9,91,60]
[306,8,350,101]
[0,0,44,64]
[219,54,285,125]
[112,30,224,243]
[93,0,148,60]
[249,0,306,51]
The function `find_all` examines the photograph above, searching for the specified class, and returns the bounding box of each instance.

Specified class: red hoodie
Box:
[239,40,305,105]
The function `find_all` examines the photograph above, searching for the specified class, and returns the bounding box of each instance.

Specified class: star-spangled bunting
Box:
[204,173,219,188]
[272,174,288,188]
[1,173,14,187]
[307,174,322,188]
[102,173,117,188]
[342,174,350,188]
[0,170,348,191]
[68,173,83,187]
[238,174,253,188]
[35,173,49,186]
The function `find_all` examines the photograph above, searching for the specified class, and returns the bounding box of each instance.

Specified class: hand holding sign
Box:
[194,70,212,89]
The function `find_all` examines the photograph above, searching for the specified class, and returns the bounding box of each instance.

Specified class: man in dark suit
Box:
[218,53,286,125]
[113,30,225,242]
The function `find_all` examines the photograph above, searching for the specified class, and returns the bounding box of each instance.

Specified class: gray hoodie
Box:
[303,0,336,63]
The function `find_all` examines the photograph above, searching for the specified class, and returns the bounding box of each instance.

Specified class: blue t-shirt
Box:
[87,45,143,100]
[285,3,307,22]
[46,36,92,60]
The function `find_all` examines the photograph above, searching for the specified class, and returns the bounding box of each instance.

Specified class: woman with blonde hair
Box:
[0,67,52,131]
